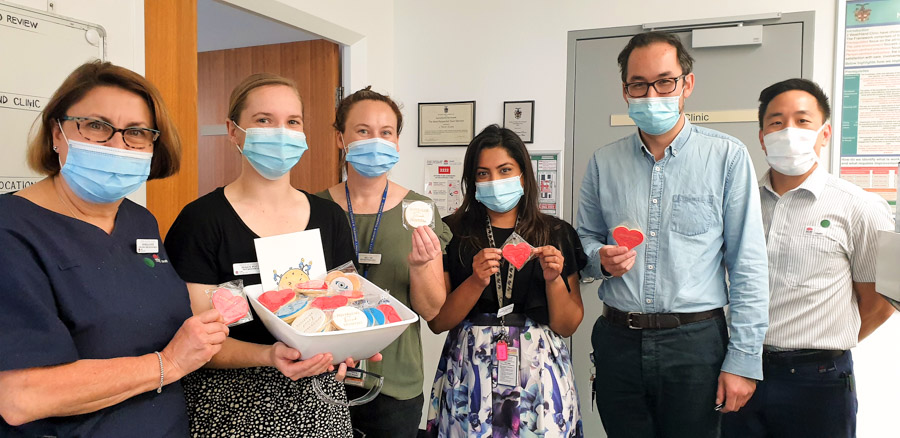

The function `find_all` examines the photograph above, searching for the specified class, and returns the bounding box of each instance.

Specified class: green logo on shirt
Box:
[821,219,831,228]
[143,257,155,268]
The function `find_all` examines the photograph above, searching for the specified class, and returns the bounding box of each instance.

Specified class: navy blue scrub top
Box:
[0,194,192,437]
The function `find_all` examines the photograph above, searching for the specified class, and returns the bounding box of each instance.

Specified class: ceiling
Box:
[197,0,321,52]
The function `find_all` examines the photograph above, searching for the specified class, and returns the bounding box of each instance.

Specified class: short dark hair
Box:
[757,78,831,128]
[617,31,694,82]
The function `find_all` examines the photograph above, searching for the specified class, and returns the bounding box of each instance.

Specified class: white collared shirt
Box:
[760,166,894,350]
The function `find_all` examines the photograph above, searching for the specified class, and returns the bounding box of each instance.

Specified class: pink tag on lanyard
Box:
[497,340,508,361]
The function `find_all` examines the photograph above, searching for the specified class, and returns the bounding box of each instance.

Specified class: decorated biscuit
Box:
[312,295,349,310]
[212,288,250,325]
[501,242,532,270]
[294,279,329,297]
[325,271,361,292]
[362,307,386,327]
[336,289,365,302]
[332,306,368,330]
[275,298,309,324]
[612,226,644,250]
[404,200,434,228]
[291,307,329,333]
[377,304,402,323]
[259,289,296,313]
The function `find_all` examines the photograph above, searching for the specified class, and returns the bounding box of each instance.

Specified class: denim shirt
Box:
[576,119,769,379]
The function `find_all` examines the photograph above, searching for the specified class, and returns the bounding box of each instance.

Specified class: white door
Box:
[564,12,814,437]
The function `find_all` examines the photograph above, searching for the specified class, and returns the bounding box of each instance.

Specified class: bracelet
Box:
[154,351,164,394]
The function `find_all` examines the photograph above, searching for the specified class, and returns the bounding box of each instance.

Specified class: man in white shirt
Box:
[722,78,895,437]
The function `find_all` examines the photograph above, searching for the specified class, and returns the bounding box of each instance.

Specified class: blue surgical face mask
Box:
[475,175,524,213]
[235,124,308,180]
[344,137,400,178]
[627,92,683,136]
[58,133,153,204]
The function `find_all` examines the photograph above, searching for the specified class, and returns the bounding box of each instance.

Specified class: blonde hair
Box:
[27,60,181,179]
[228,73,302,124]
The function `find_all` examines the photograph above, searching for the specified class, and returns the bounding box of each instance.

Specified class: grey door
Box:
[564,12,813,437]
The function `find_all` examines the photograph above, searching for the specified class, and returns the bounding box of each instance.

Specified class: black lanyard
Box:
[485,216,518,307]
[345,181,388,278]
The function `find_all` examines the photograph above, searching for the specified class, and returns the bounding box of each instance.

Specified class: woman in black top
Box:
[166,73,376,437]
[425,125,587,437]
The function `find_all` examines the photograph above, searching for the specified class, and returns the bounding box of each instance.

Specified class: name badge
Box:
[233,262,260,276]
[359,253,382,265]
[497,304,515,318]
[136,239,159,254]
[497,347,519,387]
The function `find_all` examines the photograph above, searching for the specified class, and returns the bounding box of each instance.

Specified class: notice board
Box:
[833,0,900,208]
[0,1,105,193]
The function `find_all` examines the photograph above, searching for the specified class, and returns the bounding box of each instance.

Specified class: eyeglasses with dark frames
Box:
[624,75,686,98]
[59,116,159,150]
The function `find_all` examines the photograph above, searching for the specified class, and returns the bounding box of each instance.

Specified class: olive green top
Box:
[316,189,451,399]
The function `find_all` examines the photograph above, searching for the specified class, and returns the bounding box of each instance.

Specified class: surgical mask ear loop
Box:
[230,120,246,153]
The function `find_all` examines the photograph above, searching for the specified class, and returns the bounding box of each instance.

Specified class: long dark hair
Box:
[446,124,550,252]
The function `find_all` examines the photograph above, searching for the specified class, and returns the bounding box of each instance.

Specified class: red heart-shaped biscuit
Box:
[312,295,349,310]
[259,289,295,312]
[502,242,532,270]
[612,226,644,250]
[377,304,402,323]
[212,288,249,325]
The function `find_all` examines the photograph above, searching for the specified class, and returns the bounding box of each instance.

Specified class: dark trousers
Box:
[347,387,424,438]
[722,350,857,438]
[591,313,728,438]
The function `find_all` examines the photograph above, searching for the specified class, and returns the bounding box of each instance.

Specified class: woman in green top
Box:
[317,87,451,437]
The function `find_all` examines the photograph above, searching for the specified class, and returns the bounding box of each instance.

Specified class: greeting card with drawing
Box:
[254,229,327,292]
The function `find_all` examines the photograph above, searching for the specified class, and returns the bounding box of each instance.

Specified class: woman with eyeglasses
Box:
[316,87,451,437]
[425,125,586,438]
[165,73,378,437]
[0,61,228,436]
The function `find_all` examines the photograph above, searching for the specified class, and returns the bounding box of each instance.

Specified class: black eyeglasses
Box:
[624,75,686,98]
[59,116,159,150]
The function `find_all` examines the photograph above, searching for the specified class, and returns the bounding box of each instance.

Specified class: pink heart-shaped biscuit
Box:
[502,242,532,270]
[612,226,644,250]
[259,289,295,312]
[312,295,349,310]
[212,288,249,325]
[377,304,402,323]
[337,290,364,300]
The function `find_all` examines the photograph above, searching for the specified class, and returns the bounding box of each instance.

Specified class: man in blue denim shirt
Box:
[577,31,769,437]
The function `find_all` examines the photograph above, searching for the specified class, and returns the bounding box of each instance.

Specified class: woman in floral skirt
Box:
[426,125,586,437]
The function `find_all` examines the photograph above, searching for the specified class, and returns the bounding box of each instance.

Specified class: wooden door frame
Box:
[145,0,198,237]
[145,0,365,237]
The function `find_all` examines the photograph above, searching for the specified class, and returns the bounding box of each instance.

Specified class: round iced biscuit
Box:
[332,306,368,330]
[404,200,433,228]
[276,298,309,324]
[291,307,328,333]
[325,271,361,292]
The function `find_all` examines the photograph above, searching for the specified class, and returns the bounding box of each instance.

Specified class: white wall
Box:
[389,1,896,434]
[7,0,147,204]
[273,0,394,94]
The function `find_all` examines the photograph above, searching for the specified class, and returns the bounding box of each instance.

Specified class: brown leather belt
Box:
[602,304,724,330]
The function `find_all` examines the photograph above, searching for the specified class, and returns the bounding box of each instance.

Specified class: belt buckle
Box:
[627,312,642,329]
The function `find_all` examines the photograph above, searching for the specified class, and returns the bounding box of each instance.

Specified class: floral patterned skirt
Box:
[425,315,582,438]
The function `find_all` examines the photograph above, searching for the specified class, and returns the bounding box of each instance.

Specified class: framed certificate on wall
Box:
[418,101,476,147]
[503,100,534,143]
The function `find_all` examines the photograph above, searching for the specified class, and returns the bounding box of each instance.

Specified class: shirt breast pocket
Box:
[671,194,716,236]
